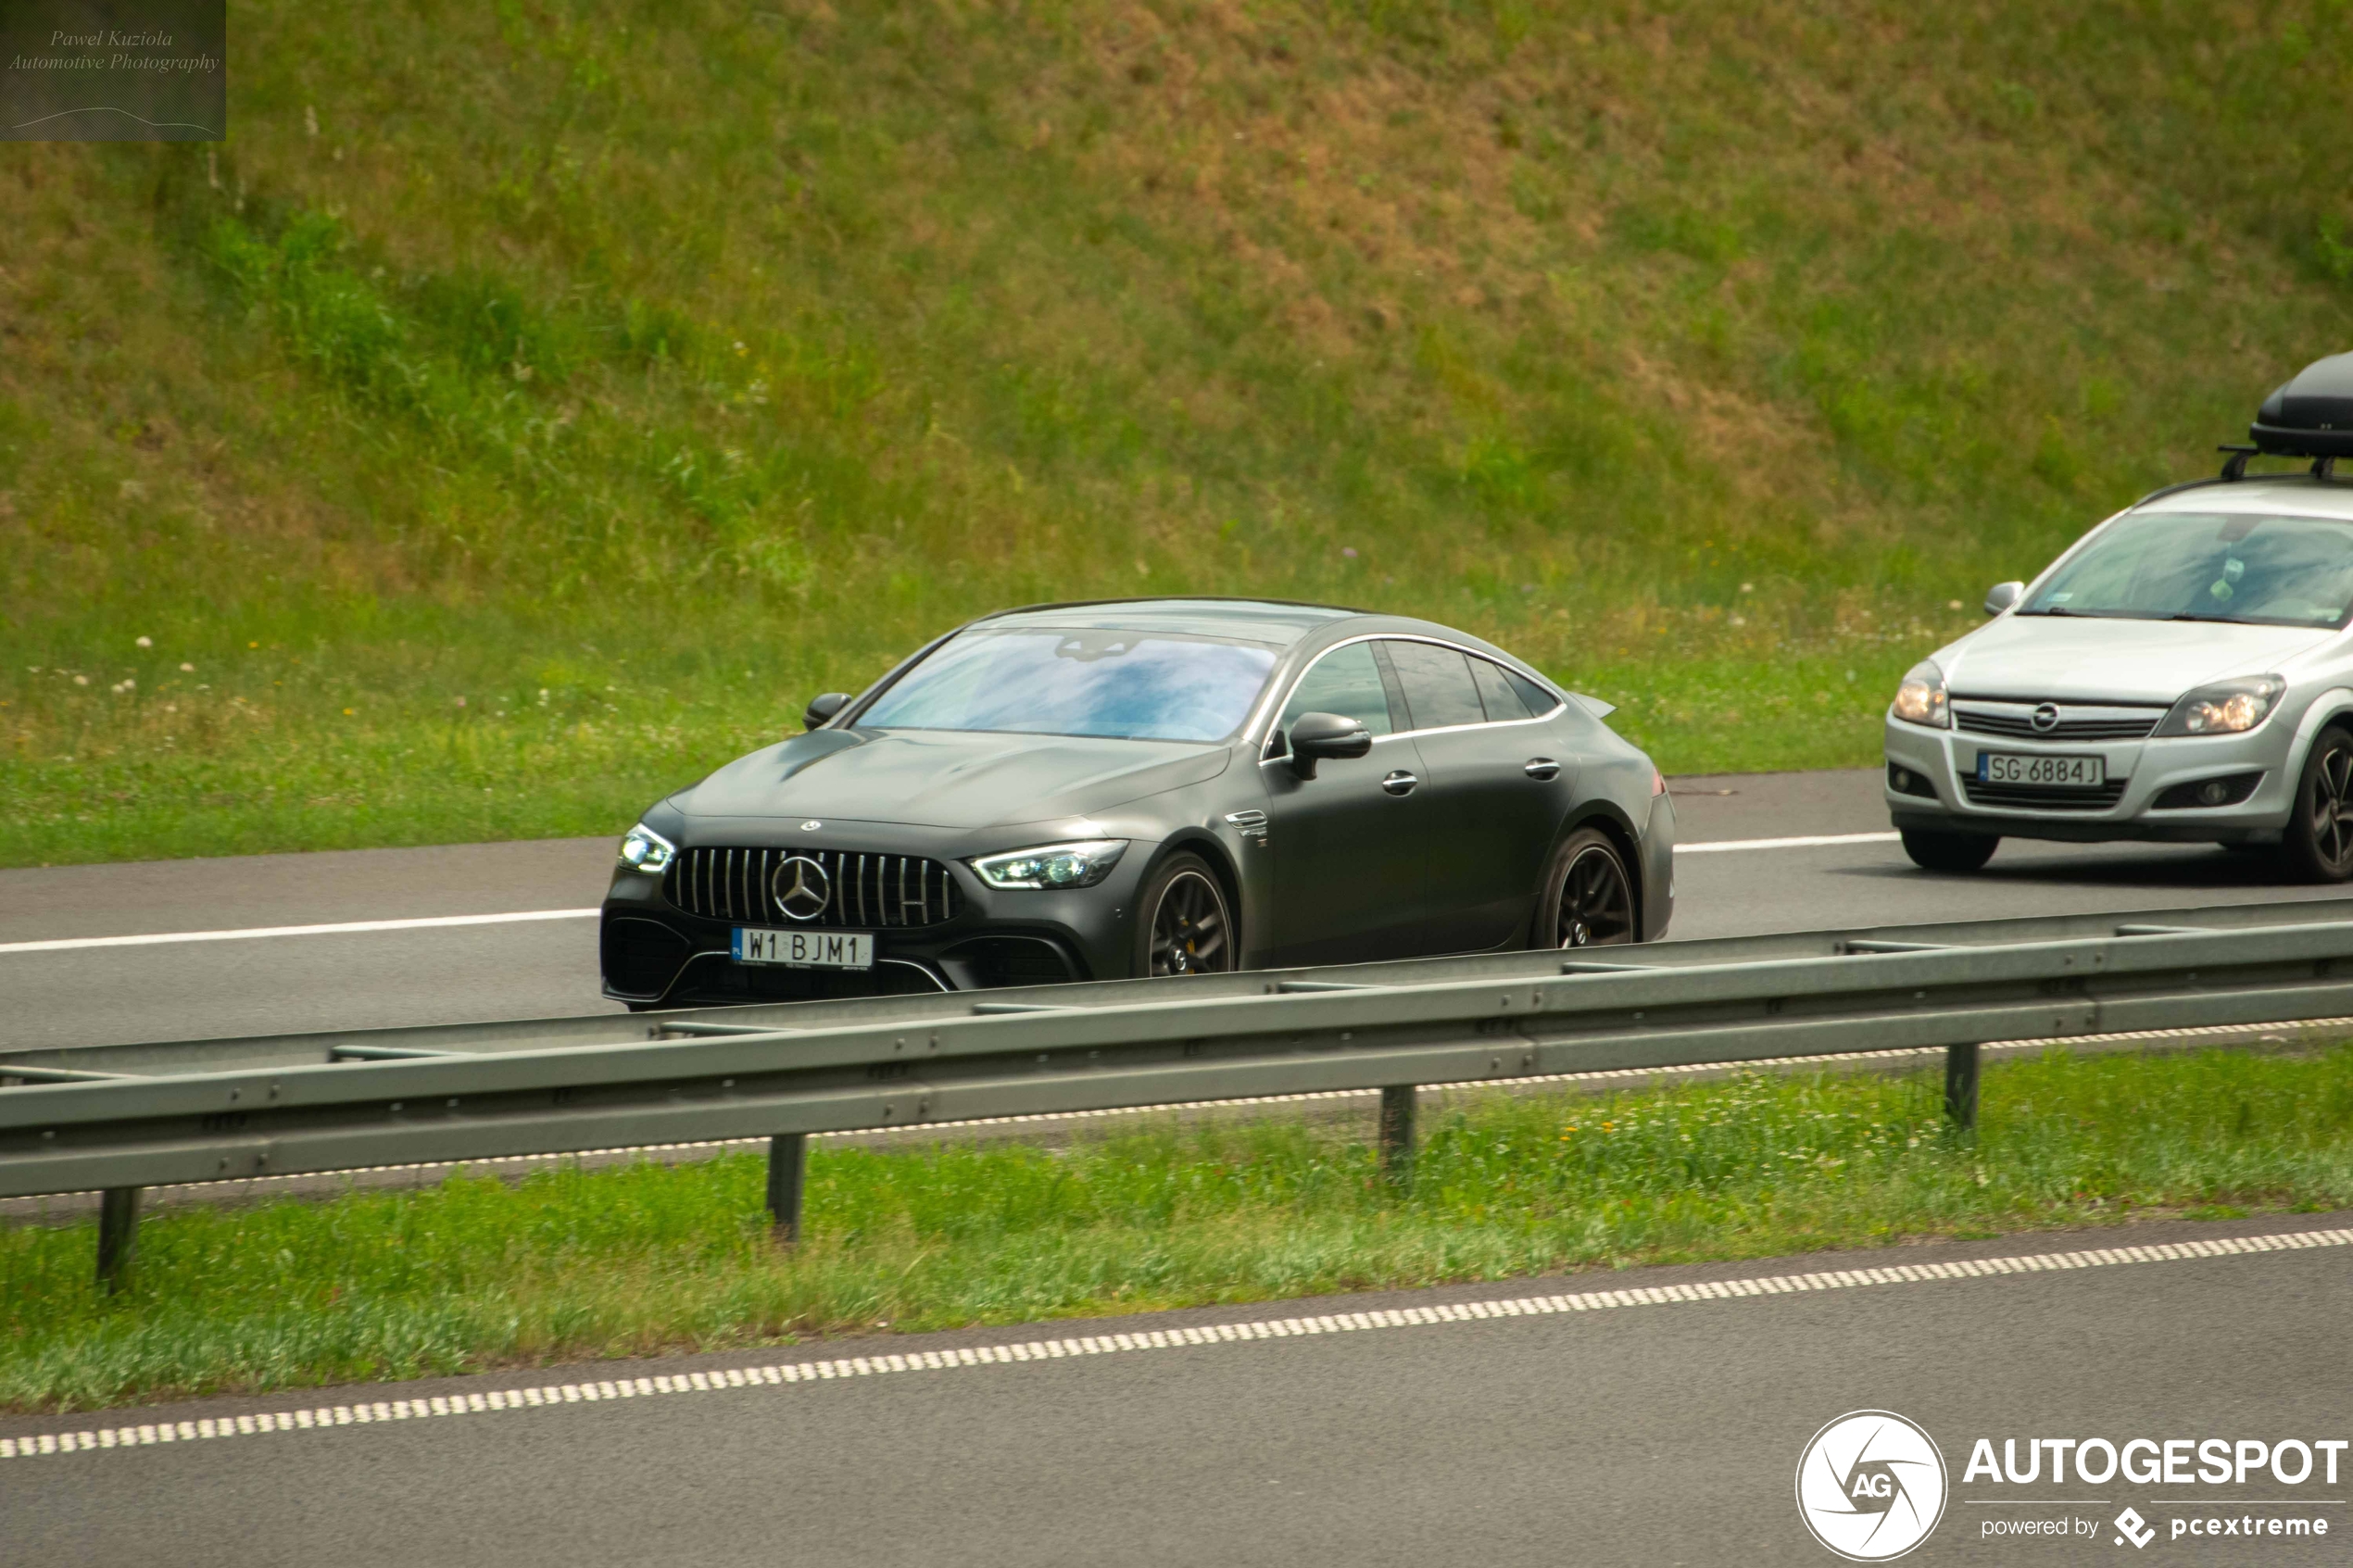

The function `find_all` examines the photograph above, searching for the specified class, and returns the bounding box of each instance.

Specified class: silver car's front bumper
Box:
[1882,712,2296,844]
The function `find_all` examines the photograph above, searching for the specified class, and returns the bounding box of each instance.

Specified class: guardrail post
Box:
[1944,1043,1981,1132]
[766,1134,808,1247]
[96,1185,141,1293]
[1378,1085,1416,1190]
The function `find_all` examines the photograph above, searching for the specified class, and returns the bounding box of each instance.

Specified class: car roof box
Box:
[2252,352,2353,458]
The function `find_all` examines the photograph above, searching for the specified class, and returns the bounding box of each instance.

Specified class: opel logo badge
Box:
[772,856,832,922]
[2031,703,2060,733]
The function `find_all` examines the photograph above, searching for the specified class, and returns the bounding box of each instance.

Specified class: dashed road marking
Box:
[0,909,600,956]
[6,1225,2347,1462]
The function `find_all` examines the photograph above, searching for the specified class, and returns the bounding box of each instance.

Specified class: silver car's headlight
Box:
[2155,676,2285,737]
[618,823,677,872]
[971,839,1128,890]
[1891,661,1949,729]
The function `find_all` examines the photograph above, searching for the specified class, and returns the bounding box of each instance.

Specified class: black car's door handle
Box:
[1524,758,1560,781]
[1382,771,1419,797]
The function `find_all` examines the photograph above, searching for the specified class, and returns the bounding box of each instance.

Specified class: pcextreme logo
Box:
[1796,1411,1951,1562]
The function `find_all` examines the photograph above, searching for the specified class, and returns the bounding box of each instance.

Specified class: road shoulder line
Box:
[8,1223,2348,1461]
[0,909,601,955]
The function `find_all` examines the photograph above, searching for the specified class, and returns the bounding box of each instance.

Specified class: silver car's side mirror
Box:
[1982,581,2023,617]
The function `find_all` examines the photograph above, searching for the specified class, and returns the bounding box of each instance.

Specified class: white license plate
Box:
[1976,752,2106,788]
[733,927,875,970]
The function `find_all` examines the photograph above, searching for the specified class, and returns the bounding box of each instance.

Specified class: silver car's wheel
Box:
[1540,828,1636,947]
[2284,728,2353,884]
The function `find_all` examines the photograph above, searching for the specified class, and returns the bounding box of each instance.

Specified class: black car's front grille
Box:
[665,847,964,929]
[1960,777,2129,812]
[1955,709,2160,741]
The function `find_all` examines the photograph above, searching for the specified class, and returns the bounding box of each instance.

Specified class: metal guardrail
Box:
[11,897,2353,1288]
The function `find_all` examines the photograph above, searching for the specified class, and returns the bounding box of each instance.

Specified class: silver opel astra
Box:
[1884,353,2353,880]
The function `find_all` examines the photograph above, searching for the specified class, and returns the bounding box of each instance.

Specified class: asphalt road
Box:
[6,769,2349,1053]
[6,1211,2347,1567]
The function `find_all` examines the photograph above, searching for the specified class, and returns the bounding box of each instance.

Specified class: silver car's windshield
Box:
[2021,511,2353,629]
[861,628,1279,743]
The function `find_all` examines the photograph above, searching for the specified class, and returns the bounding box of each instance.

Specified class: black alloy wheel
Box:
[1139,853,1235,976]
[1898,828,1999,874]
[1541,828,1637,948]
[2284,727,2353,884]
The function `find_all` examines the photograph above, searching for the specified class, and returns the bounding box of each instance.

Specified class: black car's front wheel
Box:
[1138,852,1236,976]
[1538,827,1638,948]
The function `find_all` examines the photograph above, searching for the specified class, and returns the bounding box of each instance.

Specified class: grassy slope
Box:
[2,1,2349,864]
[6,1045,2353,1411]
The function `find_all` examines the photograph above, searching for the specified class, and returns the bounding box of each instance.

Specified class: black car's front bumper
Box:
[600,847,1155,1008]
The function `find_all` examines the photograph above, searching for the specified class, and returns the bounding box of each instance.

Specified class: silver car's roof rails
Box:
[2219,443,2259,482]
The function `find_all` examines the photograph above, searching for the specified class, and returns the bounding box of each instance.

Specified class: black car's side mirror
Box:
[1982,581,2023,617]
[1288,711,1373,780]
[802,692,851,731]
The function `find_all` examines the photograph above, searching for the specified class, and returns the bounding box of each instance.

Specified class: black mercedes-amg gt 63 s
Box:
[600,598,1675,1007]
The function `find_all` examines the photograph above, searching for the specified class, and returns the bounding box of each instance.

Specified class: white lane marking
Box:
[1677,832,1902,854]
[6,1225,2347,1461]
[3,830,1894,953]
[0,909,600,956]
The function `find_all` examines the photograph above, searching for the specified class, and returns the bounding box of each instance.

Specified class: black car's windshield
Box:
[860,628,1279,742]
[2020,511,2353,629]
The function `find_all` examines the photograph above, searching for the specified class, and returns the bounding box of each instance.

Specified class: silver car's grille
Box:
[1960,777,2129,812]
[664,847,964,929]
[1952,702,2163,742]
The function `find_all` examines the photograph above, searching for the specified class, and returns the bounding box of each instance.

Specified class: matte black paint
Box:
[600,600,1674,1004]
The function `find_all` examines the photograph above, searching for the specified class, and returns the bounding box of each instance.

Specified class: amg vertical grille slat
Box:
[668,847,965,928]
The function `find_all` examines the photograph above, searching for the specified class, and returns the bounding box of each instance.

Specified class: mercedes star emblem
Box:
[2031,703,2060,732]
[772,855,832,922]
[800,820,823,831]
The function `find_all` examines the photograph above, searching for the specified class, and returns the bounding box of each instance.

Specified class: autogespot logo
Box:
[1797,1411,1951,1562]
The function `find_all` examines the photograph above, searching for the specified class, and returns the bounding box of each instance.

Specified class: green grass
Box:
[7,1043,2353,1412]
[4,0,2349,865]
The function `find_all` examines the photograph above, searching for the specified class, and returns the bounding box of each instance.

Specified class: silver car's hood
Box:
[1943,617,2336,703]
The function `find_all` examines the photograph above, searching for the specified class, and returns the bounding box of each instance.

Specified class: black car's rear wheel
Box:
[1539,828,1637,948]
[1138,852,1235,976]
[2284,726,2353,884]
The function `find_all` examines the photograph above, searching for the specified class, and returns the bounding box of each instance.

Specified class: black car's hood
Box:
[682,728,1234,830]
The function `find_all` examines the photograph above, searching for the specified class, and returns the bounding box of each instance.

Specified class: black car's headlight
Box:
[2156,676,2285,737]
[1891,660,1949,729]
[971,839,1128,890]
[618,823,677,872]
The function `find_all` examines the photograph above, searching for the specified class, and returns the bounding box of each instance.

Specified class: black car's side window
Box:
[1503,666,1561,717]
[1272,642,1396,755]
[1462,656,1562,720]
[1384,640,1488,731]
[1467,656,1532,721]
